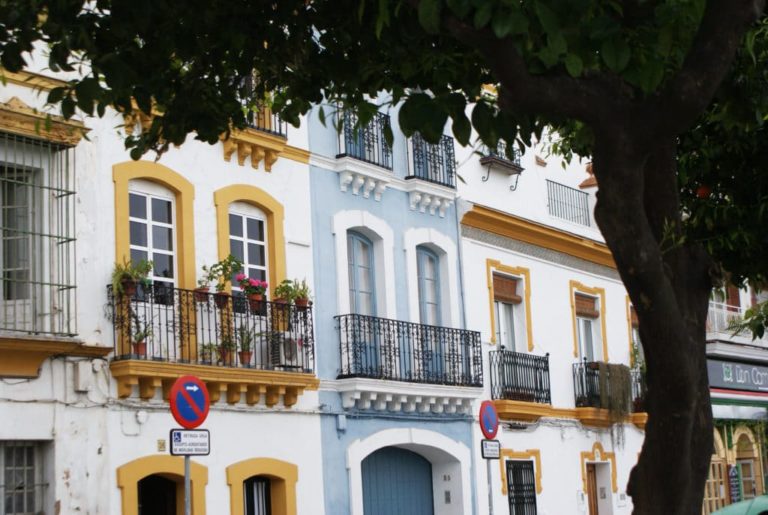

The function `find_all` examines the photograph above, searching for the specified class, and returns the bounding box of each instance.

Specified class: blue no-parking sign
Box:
[169,376,210,429]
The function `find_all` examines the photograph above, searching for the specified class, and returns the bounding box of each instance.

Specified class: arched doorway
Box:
[138,474,179,515]
[736,432,760,500]
[362,447,434,515]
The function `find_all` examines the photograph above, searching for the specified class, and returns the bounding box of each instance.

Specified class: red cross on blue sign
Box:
[169,376,210,429]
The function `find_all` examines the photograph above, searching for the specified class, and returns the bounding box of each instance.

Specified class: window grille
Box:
[244,476,271,515]
[506,460,537,515]
[0,441,46,515]
[546,179,590,226]
[0,132,77,336]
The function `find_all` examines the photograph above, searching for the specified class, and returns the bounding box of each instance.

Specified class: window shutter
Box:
[575,294,599,318]
[726,285,741,308]
[493,273,522,304]
[630,306,639,327]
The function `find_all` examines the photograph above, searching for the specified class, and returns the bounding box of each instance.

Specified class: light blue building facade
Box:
[308,106,483,515]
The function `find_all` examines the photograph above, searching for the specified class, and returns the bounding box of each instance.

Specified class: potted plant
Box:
[218,336,236,365]
[293,278,311,308]
[273,279,295,304]
[199,343,217,364]
[210,255,243,308]
[237,273,268,313]
[132,325,152,358]
[237,326,254,366]
[111,258,153,297]
[194,264,217,302]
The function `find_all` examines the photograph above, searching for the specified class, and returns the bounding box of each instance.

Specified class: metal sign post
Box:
[479,401,501,515]
[169,376,211,515]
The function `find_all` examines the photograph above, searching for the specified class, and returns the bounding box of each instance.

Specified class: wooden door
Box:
[586,464,599,515]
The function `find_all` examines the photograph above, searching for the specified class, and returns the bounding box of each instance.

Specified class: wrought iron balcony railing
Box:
[246,107,287,138]
[107,284,314,372]
[572,361,645,412]
[337,111,393,170]
[407,133,457,188]
[481,140,522,168]
[546,179,591,226]
[336,313,482,387]
[489,350,551,404]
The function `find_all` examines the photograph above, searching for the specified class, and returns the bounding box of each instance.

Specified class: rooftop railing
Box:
[336,313,482,387]
[489,350,551,404]
[546,179,591,226]
[107,284,314,372]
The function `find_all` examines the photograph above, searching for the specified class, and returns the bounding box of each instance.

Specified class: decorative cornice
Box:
[1,69,68,91]
[221,127,288,172]
[461,204,615,268]
[0,337,111,378]
[110,359,319,408]
[0,96,87,146]
[403,180,455,218]
[282,145,310,164]
[329,377,482,414]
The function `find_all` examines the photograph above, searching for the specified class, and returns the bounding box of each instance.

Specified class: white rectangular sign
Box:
[170,429,210,456]
[481,439,501,459]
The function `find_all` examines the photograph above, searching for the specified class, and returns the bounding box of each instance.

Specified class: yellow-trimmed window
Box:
[486,260,533,351]
[569,281,608,361]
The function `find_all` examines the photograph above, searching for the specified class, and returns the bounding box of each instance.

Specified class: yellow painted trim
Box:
[116,455,208,515]
[0,69,68,91]
[109,360,318,406]
[580,442,617,493]
[0,96,87,146]
[0,337,111,378]
[462,205,615,268]
[113,161,196,289]
[221,128,286,171]
[493,400,647,429]
[485,259,533,351]
[625,296,635,368]
[214,185,286,297]
[713,428,727,459]
[282,145,310,164]
[499,449,542,495]
[569,280,608,361]
[226,458,298,515]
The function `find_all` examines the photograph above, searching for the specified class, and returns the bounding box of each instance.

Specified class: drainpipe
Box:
[454,198,469,330]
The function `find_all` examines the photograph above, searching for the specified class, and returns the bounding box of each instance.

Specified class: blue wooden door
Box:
[362,447,434,515]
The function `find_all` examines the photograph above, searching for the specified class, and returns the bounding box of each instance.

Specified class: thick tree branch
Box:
[652,0,765,135]
[437,11,628,125]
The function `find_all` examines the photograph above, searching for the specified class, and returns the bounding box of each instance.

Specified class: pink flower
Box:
[261,281,268,288]
[249,278,258,287]
[235,273,246,282]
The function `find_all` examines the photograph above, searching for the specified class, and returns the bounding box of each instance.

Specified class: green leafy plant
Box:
[218,337,236,351]
[273,279,296,302]
[237,326,253,352]
[200,343,217,362]
[293,278,311,301]
[197,264,218,289]
[111,258,153,295]
[208,255,243,292]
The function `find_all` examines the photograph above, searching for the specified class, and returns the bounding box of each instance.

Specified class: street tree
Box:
[2,1,767,512]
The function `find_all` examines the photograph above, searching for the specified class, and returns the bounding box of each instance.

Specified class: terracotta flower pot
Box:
[194,287,210,303]
[219,347,232,365]
[248,293,264,314]
[238,350,253,366]
[132,340,147,357]
[214,292,230,309]
[295,297,309,309]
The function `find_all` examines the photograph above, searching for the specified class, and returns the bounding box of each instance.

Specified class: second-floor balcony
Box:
[107,284,317,407]
[546,179,591,226]
[336,313,482,387]
[707,301,768,347]
[572,361,645,412]
[245,107,287,138]
[337,111,393,170]
[407,133,457,189]
[489,350,551,404]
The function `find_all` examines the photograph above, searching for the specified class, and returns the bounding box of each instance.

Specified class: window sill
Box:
[0,335,111,378]
[110,359,319,408]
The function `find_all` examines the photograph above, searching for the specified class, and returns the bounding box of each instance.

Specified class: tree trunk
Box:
[591,129,714,514]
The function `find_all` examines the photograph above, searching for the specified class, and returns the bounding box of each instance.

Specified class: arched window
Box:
[138,474,178,515]
[347,231,376,316]
[229,202,269,285]
[416,246,441,326]
[244,475,272,515]
[128,180,177,291]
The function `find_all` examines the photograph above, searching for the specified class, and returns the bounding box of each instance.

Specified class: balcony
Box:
[107,285,318,407]
[490,350,551,403]
[572,361,647,427]
[407,133,457,188]
[334,313,482,413]
[337,112,392,170]
[480,140,523,176]
[546,179,591,226]
[246,107,287,138]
